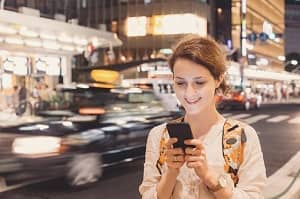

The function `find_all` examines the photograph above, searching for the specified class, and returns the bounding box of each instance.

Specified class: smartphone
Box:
[166,122,194,149]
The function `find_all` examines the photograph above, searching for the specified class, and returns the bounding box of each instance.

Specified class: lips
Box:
[184,97,201,104]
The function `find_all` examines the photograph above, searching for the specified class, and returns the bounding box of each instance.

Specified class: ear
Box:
[215,74,224,88]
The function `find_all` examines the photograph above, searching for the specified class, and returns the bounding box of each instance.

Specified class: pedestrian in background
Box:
[18,83,27,104]
[139,35,266,199]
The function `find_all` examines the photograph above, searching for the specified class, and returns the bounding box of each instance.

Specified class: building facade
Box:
[231,0,285,72]
[285,0,300,73]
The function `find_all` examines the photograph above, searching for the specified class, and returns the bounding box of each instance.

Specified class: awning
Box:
[0,9,122,56]
[73,58,167,71]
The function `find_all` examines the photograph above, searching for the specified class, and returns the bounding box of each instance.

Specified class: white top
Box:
[139,118,267,199]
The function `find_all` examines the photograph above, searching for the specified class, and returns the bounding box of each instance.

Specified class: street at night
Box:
[1,0,300,198]
[1,103,300,199]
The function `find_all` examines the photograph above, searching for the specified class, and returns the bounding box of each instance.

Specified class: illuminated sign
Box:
[3,56,28,75]
[35,57,61,76]
[126,14,207,37]
[90,70,120,84]
[152,14,206,35]
[126,16,147,36]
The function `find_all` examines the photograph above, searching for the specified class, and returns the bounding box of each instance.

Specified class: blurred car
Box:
[0,85,182,189]
[217,86,262,111]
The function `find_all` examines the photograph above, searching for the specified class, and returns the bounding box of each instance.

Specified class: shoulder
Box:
[231,119,261,144]
[145,123,167,149]
[148,123,167,139]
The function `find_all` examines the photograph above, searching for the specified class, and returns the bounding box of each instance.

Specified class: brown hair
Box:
[168,34,228,94]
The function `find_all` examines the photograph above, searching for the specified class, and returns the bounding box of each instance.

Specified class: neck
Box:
[184,106,222,138]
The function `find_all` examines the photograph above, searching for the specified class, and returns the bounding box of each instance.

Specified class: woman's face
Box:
[173,58,221,115]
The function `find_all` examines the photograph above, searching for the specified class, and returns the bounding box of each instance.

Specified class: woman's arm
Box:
[139,126,163,199]
[184,139,234,199]
[140,125,185,199]
[156,168,179,199]
[229,125,267,199]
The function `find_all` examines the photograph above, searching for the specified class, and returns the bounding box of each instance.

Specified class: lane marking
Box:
[0,177,57,193]
[288,116,300,124]
[230,113,251,120]
[222,113,233,117]
[242,114,270,124]
[266,115,290,123]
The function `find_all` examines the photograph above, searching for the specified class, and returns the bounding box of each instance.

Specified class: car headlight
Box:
[12,136,62,156]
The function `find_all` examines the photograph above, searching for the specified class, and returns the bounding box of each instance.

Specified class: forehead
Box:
[173,58,212,78]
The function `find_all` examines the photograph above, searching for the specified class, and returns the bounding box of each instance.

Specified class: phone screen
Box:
[166,122,194,149]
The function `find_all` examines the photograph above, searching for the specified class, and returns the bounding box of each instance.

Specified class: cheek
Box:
[173,86,184,99]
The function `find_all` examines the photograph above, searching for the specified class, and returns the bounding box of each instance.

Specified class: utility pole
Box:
[240,0,247,89]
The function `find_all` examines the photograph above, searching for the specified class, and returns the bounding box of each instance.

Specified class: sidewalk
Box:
[262,97,300,105]
[0,111,44,127]
[264,151,300,199]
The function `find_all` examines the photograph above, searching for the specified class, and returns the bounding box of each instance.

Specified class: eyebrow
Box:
[174,77,205,80]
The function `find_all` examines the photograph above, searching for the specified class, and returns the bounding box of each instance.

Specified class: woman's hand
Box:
[165,138,185,173]
[184,139,214,180]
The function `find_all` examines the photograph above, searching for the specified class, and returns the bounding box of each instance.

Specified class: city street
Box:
[1,103,300,199]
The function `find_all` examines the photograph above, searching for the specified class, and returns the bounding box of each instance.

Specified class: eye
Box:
[175,82,186,86]
[195,81,205,85]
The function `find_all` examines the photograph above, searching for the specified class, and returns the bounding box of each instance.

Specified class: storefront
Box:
[227,61,300,100]
[0,9,122,112]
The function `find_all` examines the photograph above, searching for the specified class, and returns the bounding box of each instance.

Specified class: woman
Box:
[139,35,266,199]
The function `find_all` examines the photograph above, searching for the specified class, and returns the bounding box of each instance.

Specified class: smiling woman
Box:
[139,35,267,199]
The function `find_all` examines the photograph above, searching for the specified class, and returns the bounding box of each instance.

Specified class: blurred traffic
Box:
[0,0,300,197]
[0,81,182,188]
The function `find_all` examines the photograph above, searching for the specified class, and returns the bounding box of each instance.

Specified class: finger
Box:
[185,155,205,162]
[167,155,185,162]
[184,139,205,149]
[165,138,178,148]
[166,148,184,156]
[167,161,185,168]
[185,147,202,155]
[166,155,185,164]
[186,161,204,168]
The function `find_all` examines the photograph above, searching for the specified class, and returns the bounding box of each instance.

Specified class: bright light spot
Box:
[5,36,24,45]
[291,60,298,65]
[256,58,269,66]
[159,48,173,54]
[13,136,61,155]
[248,54,256,59]
[277,55,285,61]
[77,83,89,89]
[274,37,280,43]
[246,43,254,50]
[126,16,147,36]
[62,121,73,127]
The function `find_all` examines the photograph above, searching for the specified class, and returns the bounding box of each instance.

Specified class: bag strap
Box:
[222,119,247,186]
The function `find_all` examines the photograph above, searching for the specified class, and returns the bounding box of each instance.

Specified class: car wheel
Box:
[67,153,103,187]
[244,101,250,111]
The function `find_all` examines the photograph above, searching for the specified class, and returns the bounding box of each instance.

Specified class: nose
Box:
[184,83,197,96]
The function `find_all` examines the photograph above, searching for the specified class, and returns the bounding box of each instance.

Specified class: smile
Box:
[184,98,201,104]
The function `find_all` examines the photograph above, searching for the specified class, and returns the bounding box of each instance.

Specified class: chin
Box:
[183,100,214,115]
[183,105,205,115]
